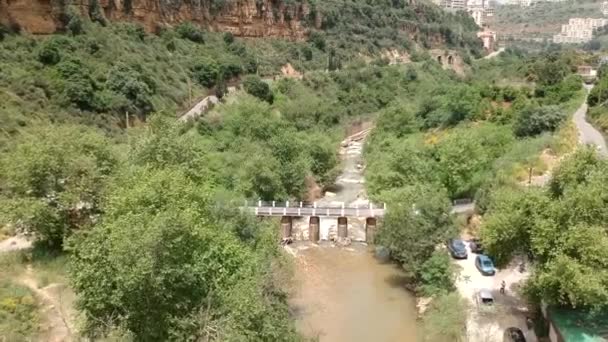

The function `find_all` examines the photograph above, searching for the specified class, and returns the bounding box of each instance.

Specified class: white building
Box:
[509,0,533,7]
[443,0,467,10]
[603,1,608,16]
[434,0,494,27]
[553,18,608,44]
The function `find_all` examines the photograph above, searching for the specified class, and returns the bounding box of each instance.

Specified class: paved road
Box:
[573,85,608,157]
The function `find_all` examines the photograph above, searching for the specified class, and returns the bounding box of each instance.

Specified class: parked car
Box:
[503,327,526,342]
[470,238,484,254]
[476,289,494,306]
[475,255,496,276]
[447,239,468,259]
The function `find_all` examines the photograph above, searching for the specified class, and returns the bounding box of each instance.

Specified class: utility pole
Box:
[188,77,192,107]
[125,111,129,129]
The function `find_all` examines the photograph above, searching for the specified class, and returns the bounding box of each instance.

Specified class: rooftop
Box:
[549,307,608,342]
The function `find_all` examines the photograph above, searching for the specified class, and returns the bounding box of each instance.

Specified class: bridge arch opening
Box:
[437,55,443,64]
[448,55,454,65]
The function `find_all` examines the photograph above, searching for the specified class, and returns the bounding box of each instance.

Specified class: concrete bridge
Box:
[245,201,385,218]
[243,201,384,243]
[243,200,476,244]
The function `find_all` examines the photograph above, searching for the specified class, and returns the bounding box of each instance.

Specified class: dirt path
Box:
[18,267,74,342]
[0,234,32,253]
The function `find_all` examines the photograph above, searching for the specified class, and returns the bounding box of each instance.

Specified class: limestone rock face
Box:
[0,0,308,39]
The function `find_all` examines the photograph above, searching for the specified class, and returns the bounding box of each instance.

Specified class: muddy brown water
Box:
[287,128,418,341]
[289,243,418,342]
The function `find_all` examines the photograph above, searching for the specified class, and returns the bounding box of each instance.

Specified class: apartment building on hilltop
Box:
[553,18,608,44]
[433,0,494,27]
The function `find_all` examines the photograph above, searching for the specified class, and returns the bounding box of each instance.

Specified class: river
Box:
[286,129,419,342]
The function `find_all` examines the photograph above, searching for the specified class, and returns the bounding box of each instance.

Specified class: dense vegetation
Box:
[0,280,38,340]
[0,3,600,339]
[0,13,486,338]
[482,147,608,313]
[588,64,608,134]
[365,49,583,295]
[312,0,482,57]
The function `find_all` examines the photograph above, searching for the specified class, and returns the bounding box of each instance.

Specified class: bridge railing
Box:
[246,200,386,210]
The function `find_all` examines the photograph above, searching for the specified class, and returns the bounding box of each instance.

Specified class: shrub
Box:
[191,58,220,88]
[514,105,566,137]
[243,75,274,103]
[420,293,468,342]
[175,22,204,43]
[301,46,313,61]
[66,12,84,35]
[417,251,455,296]
[37,44,61,65]
[0,281,38,340]
[308,31,326,51]
[223,32,235,44]
[106,63,155,115]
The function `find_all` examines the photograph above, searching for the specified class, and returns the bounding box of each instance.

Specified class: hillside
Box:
[490,0,603,39]
[0,0,482,146]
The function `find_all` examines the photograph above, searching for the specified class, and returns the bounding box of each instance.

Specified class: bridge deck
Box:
[242,200,474,218]
[244,202,385,218]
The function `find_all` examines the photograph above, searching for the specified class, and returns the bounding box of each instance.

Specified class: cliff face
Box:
[0,0,310,39]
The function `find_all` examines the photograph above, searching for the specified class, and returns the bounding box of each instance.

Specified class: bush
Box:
[106,63,155,115]
[191,58,220,88]
[37,44,61,65]
[66,12,84,35]
[223,32,235,44]
[0,281,38,341]
[308,31,326,51]
[420,293,468,342]
[175,22,204,43]
[417,251,455,296]
[514,105,566,137]
[243,75,274,103]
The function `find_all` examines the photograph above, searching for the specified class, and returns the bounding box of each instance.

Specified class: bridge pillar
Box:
[365,217,377,244]
[281,216,292,240]
[309,216,320,243]
[337,217,348,238]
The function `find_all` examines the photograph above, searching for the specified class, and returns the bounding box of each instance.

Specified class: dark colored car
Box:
[470,238,484,254]
[447,239,468,259]
[475,255,496,276]
[503,327,526,342]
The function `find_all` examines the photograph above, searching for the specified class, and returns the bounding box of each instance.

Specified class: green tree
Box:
[513,105,566,137]
[418,251,455,296]
[243,75,274,103]
[0,125,116,248]
[69,167,299,340]
[192,58,220,88]
[376,185,455,280]
[106,63,155,115]
[37,43,61,65]
[420,293,468,342]
[175,22,204,43]
[482,148,608,311]
[223,32,235,44]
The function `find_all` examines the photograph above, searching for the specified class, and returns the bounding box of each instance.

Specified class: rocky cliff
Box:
[0,0,310,38]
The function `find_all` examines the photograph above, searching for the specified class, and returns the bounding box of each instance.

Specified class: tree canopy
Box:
[482,148,608,311]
